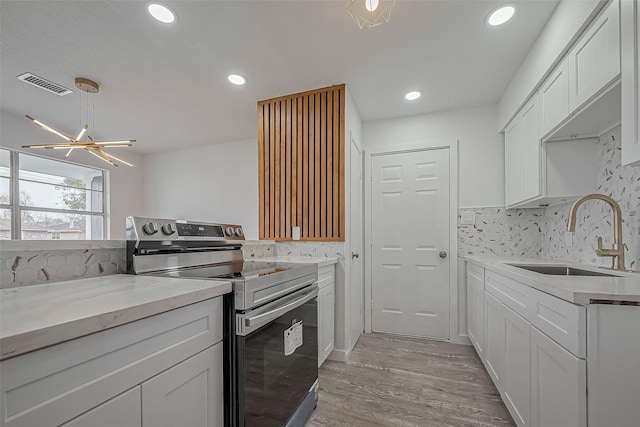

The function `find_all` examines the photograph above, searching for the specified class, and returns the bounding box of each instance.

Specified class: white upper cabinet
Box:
[621,0,640,165]
[568,0,620,111]
[505,117,523,207]
[520,97,541,202]
[539,57,570,137]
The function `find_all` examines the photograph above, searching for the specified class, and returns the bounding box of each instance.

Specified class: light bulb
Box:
[365,0,379,12]
[148,3,176,24]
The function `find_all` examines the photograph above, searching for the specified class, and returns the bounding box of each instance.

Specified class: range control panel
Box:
[126,216,245,241]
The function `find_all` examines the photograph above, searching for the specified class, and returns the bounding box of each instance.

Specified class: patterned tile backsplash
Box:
[1,248,125,288]
[458,207,544,258]
[241,241,276,259]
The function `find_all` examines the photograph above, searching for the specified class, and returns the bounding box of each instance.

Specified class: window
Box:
[0,149,107,240]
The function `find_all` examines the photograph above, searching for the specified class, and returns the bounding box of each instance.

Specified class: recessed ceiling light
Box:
[228,74,246,86]
[405,91,421,101]
[487,5,515,26]
[148,3,175,24]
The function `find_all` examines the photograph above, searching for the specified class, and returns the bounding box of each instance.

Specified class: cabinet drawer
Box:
[317,265,335,289]
[527,286,585,358]
[485,271,531,321]
[0,298,222,427]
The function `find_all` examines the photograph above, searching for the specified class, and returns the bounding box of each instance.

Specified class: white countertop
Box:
[465,256,640,305]
[254,256,339,267]
[0,274,231,360]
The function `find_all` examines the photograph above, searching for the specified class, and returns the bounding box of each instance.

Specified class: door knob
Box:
[439,251,447,259]
[352,252,360,259]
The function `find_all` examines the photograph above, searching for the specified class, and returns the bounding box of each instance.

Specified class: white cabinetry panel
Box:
[142,344,223,427]
[466,263,485,361]
[504,118,523,207]
[317,264,335,367]
[568,0,620,110]
[622,0,640,165]
[503,306,531,427]
[61,388,141,427]
[540,57,570,137]
[530,326,586,427]
[484,292,506,389]
[520,96,541,202]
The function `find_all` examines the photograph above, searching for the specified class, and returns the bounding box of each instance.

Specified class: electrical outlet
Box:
[292,226,300,240]
[461,210,476,225]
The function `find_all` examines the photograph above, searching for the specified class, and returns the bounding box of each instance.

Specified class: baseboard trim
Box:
[327,347,352,363]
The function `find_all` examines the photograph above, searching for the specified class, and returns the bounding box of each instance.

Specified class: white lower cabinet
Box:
[484,292,506,388]
[0,298,224,427]
[468,262,589,427]
[503,306,531,427]
[61,387,141,427]
[530,326,586,427]
[317,264,336,367]
[466,263,485,361]
[142,343,223,427]
[484,292,531,427]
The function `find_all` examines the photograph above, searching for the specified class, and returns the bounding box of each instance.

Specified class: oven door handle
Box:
[237,285,318,336]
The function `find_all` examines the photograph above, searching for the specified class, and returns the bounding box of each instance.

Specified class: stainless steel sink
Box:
[507,264,620,277]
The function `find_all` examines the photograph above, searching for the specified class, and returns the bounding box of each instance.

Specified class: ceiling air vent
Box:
[17,73,73,96]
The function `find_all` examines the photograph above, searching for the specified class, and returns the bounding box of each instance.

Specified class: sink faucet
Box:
[566,193,626,271]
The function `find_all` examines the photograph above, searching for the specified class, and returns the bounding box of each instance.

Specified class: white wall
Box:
[143,138,259,239]
[363,104,504,208]
[0,111,144,239]
[498,0,604,130]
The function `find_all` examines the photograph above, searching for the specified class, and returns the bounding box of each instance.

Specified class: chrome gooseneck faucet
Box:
[566,193,626,271]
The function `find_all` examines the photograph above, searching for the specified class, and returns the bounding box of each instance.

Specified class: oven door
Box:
[235,285,318,427]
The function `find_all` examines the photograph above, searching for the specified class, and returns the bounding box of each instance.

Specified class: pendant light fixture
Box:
[22,77,138,168]
[347,0,394,29]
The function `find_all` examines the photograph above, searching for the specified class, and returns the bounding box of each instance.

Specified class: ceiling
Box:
[0,0,559,155]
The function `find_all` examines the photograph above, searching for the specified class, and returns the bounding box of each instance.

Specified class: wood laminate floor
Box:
[306,333,515,427]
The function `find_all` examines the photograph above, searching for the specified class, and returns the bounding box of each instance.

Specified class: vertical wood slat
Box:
[258,84,345,241]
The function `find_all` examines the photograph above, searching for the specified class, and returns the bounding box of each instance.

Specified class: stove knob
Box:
[161,223,175,235]
[234,227,244,237]
[142,222,159,235]
[225,227,235,237]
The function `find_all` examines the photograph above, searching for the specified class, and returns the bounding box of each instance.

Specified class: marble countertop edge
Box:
[253,256,339,267]
[465,255,640,304]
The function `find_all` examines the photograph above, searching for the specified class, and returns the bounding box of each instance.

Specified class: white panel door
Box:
[466,264,485,361]
[318,283,335,366]
[484,292,506,389]
[371,148,450,339]
[530,326,586,427]
[503,304,531,427]
[142,344,223,427]
[350,136,364,347]
[539,57,570,137]
[568,0,620,110]
[504,118,523,207]
[621,0,640,166]
[520,95,541,203]
[61,387,141,427]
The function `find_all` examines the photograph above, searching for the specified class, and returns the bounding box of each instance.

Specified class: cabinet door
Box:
[568,0,620,111]
[61,387,141,427]
[504,118,523,207]
[318,283,335,366]
[142,344,223,427]
[484,292,505,389]
[520,95,541,202]
[531,326,586,427]
[539,57,570,137]
[621,0,640,166]
[503,305,531,427]
[466,263,485,361]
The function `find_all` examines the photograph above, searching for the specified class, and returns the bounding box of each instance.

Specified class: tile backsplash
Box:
[1,247,125,288]
[458,207,544,258]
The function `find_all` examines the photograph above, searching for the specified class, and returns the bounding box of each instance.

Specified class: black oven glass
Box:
[236,298,318,427]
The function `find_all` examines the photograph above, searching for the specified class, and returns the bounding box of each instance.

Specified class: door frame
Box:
[349,133,364,349]
[364,140,460,343]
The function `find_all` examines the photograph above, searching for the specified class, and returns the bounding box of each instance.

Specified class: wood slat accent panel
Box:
[258,84,345,241]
